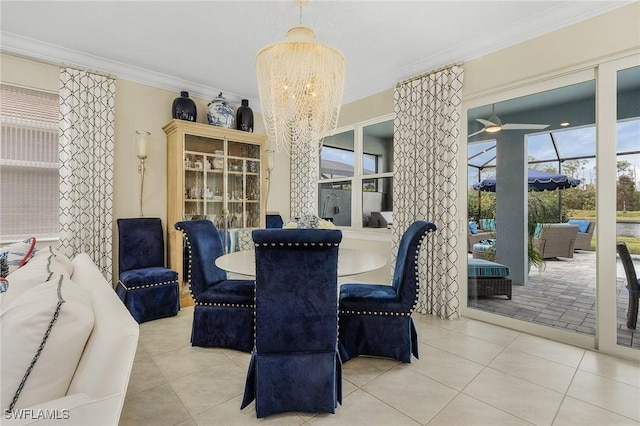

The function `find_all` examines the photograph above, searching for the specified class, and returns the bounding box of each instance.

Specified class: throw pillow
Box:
[1,246,74,309]
[468,221,479,234]
[0,274,94,411]
[0,237,37,278]
[567,219,590,233]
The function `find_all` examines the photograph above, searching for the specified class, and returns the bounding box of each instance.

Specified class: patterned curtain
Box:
[290,147,319,219]
[59,68,116,282]
[393,65,464,320]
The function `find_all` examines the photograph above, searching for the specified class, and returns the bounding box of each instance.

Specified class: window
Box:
[0,84,59,241]
[318,116,394,229]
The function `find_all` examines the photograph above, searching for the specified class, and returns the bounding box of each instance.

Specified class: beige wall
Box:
[2,2,638,283]
[463,2,640,99]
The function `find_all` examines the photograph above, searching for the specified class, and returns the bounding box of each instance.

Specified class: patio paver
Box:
[468,250,640,349]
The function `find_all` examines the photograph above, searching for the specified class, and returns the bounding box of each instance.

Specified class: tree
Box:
[562,159,588,179]
[617,160,632,176]
[617,174,640,211]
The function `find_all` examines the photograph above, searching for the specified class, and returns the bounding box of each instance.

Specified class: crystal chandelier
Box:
[256,0,345,154]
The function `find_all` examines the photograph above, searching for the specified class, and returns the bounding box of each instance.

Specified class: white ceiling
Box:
[0,1,632,108]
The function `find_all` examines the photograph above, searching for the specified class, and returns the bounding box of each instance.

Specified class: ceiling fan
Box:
[468,105,549,137]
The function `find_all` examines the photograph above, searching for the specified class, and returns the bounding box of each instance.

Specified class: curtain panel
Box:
[59,68,116,282]
[393,65,464,320]
[290,147,319,219]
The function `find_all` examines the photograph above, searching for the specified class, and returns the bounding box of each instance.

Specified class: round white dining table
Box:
[215,247,386,277]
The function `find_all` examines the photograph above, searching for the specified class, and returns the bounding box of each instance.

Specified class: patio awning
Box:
[473,168,580,192]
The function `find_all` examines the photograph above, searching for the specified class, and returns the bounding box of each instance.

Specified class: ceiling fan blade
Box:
[468,129,486,137]
[501,123,549,130]
[477,118,498,126]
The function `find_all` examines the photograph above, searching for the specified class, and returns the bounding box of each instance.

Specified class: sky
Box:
[468,119,640,188]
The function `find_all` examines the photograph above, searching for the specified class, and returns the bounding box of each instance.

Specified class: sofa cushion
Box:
[1,274,94,410]
[0,237,37,278]
[468,259,510,278]
[2,246,74,308]
[567,219,590,233]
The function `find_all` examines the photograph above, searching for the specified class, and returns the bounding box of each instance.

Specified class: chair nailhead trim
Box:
[175,227,199,302]
[195,302,254,308]
[118,279,178,291]
[254,242,339,247]
[341,227,435,318]
[339,310,412,316]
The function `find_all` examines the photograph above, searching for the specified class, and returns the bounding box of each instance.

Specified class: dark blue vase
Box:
[172,91,197,122]
[236,99,254,132]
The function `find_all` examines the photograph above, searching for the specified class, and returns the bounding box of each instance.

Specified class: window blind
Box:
[1,84,60,241]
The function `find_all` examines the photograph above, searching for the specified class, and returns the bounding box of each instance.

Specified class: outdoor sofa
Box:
[534,224,579,259]
[567,219,596,251]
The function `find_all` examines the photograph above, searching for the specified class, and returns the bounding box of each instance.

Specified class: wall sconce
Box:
[264,147,275,206]
[136,130,150,217]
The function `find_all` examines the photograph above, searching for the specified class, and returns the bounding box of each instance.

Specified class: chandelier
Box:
[256,0,345,154]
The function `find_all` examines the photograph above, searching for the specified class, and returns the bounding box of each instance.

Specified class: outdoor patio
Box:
[468,250,640,350]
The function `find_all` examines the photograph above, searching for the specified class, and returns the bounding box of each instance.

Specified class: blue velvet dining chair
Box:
[116,218,179,323]
[241,228,343,418]
[265,213,284,229]
[174,220,255,351]
[338,220,437,363]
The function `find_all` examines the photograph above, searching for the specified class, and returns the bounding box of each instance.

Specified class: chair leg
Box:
[627,293,639,330]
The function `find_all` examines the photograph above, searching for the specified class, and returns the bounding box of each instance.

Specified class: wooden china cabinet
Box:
[163,119,267,307]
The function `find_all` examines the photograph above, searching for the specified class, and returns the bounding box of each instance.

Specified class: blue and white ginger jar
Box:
[207,92,234,128]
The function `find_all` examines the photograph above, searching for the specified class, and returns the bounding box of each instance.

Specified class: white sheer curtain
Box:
[59,68,116,282]
[393,64,464,320]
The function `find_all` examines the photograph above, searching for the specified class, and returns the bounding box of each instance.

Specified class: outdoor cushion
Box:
[468,222,479,234]
[472,240,495,253]
[468,259,510,278]
[567,219,590,233]
[480,219,496,230]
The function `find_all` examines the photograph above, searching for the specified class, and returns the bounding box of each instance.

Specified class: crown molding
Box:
[0,31,262,109]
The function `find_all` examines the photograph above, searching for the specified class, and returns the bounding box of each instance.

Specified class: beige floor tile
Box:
[508,334,585,368]
[228,350,252,369]
[152,346,233,381]
[169,361,247,416]
[453,319,521,347]
[409,343,484,390]
[307,389,420,425]
[120,383,191,426]
[123,312,640,425]
[192,395,306,425]
[553,396,640,425]
[175,419,197,426]
[428,393,533,426]
[422,329,505,365]
[415,321,465,342]
[341,376,359,397]
[363,364,458,423]
[341,356,399,387]
[579,350,640,388]
[464,368,564,425]
[567,370,640,421]
[489,348,576,393]
[414,313,470,330]
[139,321,192,356]
[126,357,167,396]
[139,315,191,336]
[134,342,152,362]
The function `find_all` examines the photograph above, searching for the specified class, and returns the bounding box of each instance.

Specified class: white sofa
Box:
[1,248,139,425]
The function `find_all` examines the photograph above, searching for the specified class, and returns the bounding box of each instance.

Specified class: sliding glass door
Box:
[464,54,640,359]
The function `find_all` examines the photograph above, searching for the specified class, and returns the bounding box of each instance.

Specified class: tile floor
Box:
[468,250,639,348]
[120,308,640,426]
